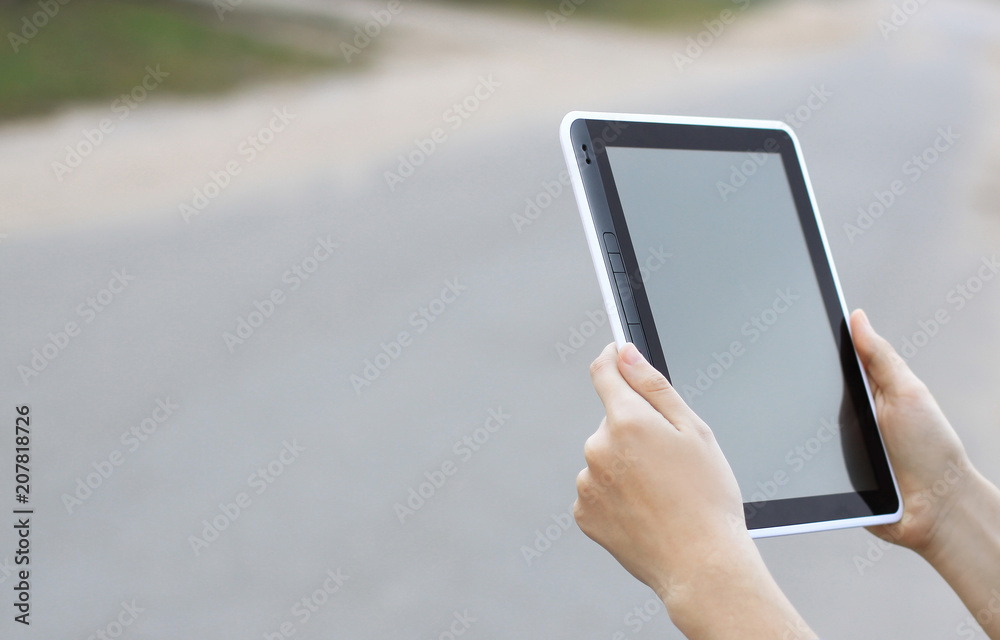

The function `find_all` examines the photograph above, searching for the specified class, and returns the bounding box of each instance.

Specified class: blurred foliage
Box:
[437,0,762,26]
[0,0,349,121]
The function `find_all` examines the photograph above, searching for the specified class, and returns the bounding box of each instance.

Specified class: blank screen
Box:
[606,146,876,502]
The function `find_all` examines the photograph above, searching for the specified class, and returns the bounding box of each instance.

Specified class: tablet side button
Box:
[613,273,640,323]
[609,253,625,273]
[628,323,649,360]
[603,233,620,253]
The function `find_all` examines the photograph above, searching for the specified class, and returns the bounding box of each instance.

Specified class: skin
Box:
[575,309,1000,639]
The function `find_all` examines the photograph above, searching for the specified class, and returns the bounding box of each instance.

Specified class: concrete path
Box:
[0,0,999,638]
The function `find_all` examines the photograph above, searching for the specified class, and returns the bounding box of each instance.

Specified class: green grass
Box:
[437,0,763,28]
[0,0,349,121]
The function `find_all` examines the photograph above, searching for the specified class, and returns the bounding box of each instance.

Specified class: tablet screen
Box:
[604,146,877,504]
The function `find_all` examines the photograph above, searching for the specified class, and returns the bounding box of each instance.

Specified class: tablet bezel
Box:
[560,111,902,538]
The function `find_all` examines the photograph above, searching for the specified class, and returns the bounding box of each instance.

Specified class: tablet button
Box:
[627,324,649,359]
[614,272,639,323]
[608,253,625,273]
[603,233,620,253]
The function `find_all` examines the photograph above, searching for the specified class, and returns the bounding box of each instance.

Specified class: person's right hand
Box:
[849,309,977,555]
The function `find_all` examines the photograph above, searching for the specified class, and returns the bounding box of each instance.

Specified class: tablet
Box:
[560,111,902,537]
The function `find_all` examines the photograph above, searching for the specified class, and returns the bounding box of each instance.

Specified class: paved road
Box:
[1,1,999,638]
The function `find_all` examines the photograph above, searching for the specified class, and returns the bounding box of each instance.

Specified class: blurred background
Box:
[0,0,999,637]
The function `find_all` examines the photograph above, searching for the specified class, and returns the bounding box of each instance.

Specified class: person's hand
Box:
[853,309,1000,640]
[849,309,978,555]
[574,342,747,591]
[575,342,815,639]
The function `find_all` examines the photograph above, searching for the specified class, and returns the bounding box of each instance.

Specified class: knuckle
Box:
[589,355,611,379]
[897,374,929,400]
[691,420,715,443]
[638,369,671,395]
[681,416,714,442]
[609,406,645,435]
[874,339,905,371]
[583,433,606,466]
[875,346,929,397]
[883,348,907,373]
[573,500,594,537]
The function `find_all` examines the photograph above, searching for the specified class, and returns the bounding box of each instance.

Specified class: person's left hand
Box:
[574,342,748,595]
[575,342,815,639]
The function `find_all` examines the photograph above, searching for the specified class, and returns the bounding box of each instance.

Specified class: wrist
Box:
[919,467,999,568]
[657,534,815,640]
[916,467,1000,638]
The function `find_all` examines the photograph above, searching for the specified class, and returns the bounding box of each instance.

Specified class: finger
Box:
[850,309,921,397]
[589,342,643,416]
[591,342,674,432]
[617,342,693,427]
[849,310,882,396]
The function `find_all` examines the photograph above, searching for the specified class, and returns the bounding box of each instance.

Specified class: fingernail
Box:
[857,309,871,330]
[620,342,643,366]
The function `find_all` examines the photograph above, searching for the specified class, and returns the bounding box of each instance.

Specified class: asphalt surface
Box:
[1,1,999,638]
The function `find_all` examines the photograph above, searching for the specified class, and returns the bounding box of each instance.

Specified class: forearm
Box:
[921,470,1000,639]
[660,539,817,640]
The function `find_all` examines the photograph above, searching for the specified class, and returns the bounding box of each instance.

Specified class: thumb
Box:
[850,309,919,397]
[617,342,693,427]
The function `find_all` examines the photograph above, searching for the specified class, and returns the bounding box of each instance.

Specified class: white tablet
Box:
[561,111,902,537]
